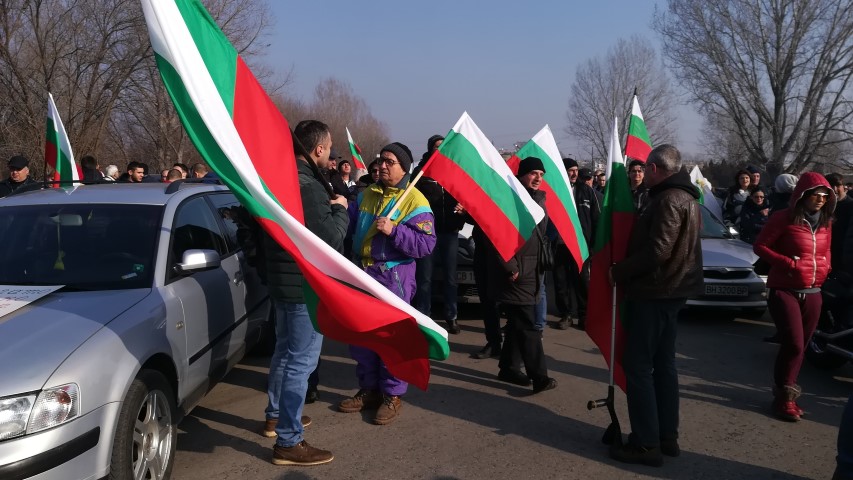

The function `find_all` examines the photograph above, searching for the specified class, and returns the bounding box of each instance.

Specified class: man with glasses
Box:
[342,142,436,425]
[0,155,39,198]
[628,159,650,213]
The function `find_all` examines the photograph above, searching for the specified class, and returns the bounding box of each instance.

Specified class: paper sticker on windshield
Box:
[133,264,144,273]
[121,273,138,280]
[0,285,63,320]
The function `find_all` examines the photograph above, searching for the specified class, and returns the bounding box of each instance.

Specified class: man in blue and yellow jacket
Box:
[338,142,436,426]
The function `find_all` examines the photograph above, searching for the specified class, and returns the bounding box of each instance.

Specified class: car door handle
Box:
[232,271,244,286]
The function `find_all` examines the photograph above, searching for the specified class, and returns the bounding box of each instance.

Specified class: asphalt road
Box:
[172,307,851,480]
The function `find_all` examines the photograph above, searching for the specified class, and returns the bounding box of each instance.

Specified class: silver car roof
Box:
[0,182,231,207]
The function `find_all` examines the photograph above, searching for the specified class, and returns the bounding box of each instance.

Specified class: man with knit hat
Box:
[411,135,466,334]
[493,156,557,393]
[0,155,39,198]
[340,141,436,425]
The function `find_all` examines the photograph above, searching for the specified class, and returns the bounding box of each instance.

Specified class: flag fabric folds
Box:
[586,118,635,392]
[345,127,367,170]
[506,125,589,270]
[690,166,723,221]
[45,93,80,184]
[624,95,652,163]
[420,112,545,262]
[140,0,448,390]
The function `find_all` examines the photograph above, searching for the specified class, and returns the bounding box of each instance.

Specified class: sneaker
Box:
[472,343,501,359]
[272,441,333,466]
[261,416,312,437]
[338,389,382,413]
[531,377,557,394]
[610,443,664,467]
[660,438,680,457]
[305,387,319,404]
[373,395,402,425]
[497,368,532,386]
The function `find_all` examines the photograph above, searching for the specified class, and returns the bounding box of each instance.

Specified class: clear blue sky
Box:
[264,1,702,158]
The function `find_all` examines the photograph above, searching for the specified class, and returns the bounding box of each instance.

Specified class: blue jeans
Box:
[412,231,459,320]
[264,301,322,447]
[534,274,546,331]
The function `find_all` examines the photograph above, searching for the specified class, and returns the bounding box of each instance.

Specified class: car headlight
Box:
[0,384,79,441]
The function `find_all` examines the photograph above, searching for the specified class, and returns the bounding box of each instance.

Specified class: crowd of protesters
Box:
[2,137,852,475]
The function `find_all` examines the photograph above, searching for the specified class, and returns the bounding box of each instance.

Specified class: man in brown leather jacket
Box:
[609,144,703,467]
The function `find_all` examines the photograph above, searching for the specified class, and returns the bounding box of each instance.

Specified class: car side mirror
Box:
[174,249,221,275]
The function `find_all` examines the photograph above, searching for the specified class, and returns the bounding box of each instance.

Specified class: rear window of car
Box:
[0,204,163,290]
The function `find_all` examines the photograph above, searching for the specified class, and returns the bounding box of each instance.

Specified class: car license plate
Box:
[456,270,476,285]
[704,284,748,297]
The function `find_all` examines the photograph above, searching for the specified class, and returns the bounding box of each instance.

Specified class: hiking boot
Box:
[772,385,801,422]
[574,316,586,331]
[446,318,461,334]
[261,416,312,437]
[373,395,402,425]
[472,343,501,359]
[531,377,558,394]
[305,386,319,404]
[610,443,664,467]
[272,441,333,466]
[554,315,571,330]
[660,438,680,457]
[497,368,531,386]
[338,389,382,413]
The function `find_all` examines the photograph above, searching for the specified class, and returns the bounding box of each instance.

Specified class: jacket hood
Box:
[790,172,836,214]
[649,167,700,200]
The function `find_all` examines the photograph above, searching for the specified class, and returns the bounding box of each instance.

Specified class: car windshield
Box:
[0,204,162,290]
[700,204,731,239]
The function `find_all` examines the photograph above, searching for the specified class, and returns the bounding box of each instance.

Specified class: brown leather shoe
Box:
[272,441,333,466]
[338,389,382,413]
[261,416,312,437]
[373,395,402,425]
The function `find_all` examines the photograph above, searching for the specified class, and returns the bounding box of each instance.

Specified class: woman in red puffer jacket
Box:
[754,172,836,422]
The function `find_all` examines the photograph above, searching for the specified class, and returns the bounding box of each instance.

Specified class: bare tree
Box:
[654,0,853,175]
[565,35,678,160]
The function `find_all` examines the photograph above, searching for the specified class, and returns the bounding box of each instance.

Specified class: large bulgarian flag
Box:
[140,0,448,389]
[585,118,635,392]
[506,125,588,269]
[45,93,80,184]
[624,94,652,162]
[421,112,545,261]
[345,127,367,170]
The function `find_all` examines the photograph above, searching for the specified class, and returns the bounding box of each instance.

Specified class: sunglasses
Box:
[809,192,830,199]
[378,158,399,166]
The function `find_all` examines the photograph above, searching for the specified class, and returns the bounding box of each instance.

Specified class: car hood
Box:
[702,238,758,268]
[0,289,150,396]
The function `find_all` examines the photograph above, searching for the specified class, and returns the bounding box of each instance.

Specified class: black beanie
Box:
[517,156,546,177]
[563,157,578,170]
[380,142,413,172]
[426,135,444,154]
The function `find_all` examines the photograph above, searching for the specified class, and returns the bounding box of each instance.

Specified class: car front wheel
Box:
[110,370,176,480]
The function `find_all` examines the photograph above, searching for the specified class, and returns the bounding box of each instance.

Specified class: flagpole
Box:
[621,87,637,157]
[385,169,425,219]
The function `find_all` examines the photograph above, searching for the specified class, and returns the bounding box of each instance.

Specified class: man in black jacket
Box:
[263,120,348,466]
[552,158,601,330]
[0,155,40,198]
[411,135,466,334]
[609,145,703,467]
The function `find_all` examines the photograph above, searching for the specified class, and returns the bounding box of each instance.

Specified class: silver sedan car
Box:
[0,182,270,480]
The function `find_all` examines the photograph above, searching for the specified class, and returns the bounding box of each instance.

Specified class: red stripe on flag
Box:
[257,218,433,390]
[506,154,520,175]
[45,141,58,171]
[351,154,366,170]
[539,181,584,272]
[232,57,303,223]
[625,136,651,163]
[424,152,526,261]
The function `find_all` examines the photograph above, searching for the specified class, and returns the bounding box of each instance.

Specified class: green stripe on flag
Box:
[173,0,238,117]
[440,130,537,238]
[628,115,651,145]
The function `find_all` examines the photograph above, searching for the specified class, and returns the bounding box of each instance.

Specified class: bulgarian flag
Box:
[421,112,545,261]
[585,118,635,392]
[624,94,652,162]
[506,125,588,269]
[345,127,366,170]
[45,93,80,184]
[140,0,448,389]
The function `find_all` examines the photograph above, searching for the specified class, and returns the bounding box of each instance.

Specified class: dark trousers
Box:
[308,358,320,390]
[498,304,548,383]
[553,243,589,320]
[768,289,822,387]
[622,298,685,448]
[412,232,459,319]
[412,250,434,316]
[473,250,501,347]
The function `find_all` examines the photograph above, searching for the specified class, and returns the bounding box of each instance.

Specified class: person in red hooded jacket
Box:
[754,172,836,422]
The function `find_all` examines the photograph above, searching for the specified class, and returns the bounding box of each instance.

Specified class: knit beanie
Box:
[517,157,546,177]
[426,135,444,154]
[563,157,578,170]
[774,174,798,194]
[380,142,413,172]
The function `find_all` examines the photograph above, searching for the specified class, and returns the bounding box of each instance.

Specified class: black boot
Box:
[446,318,461,334]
